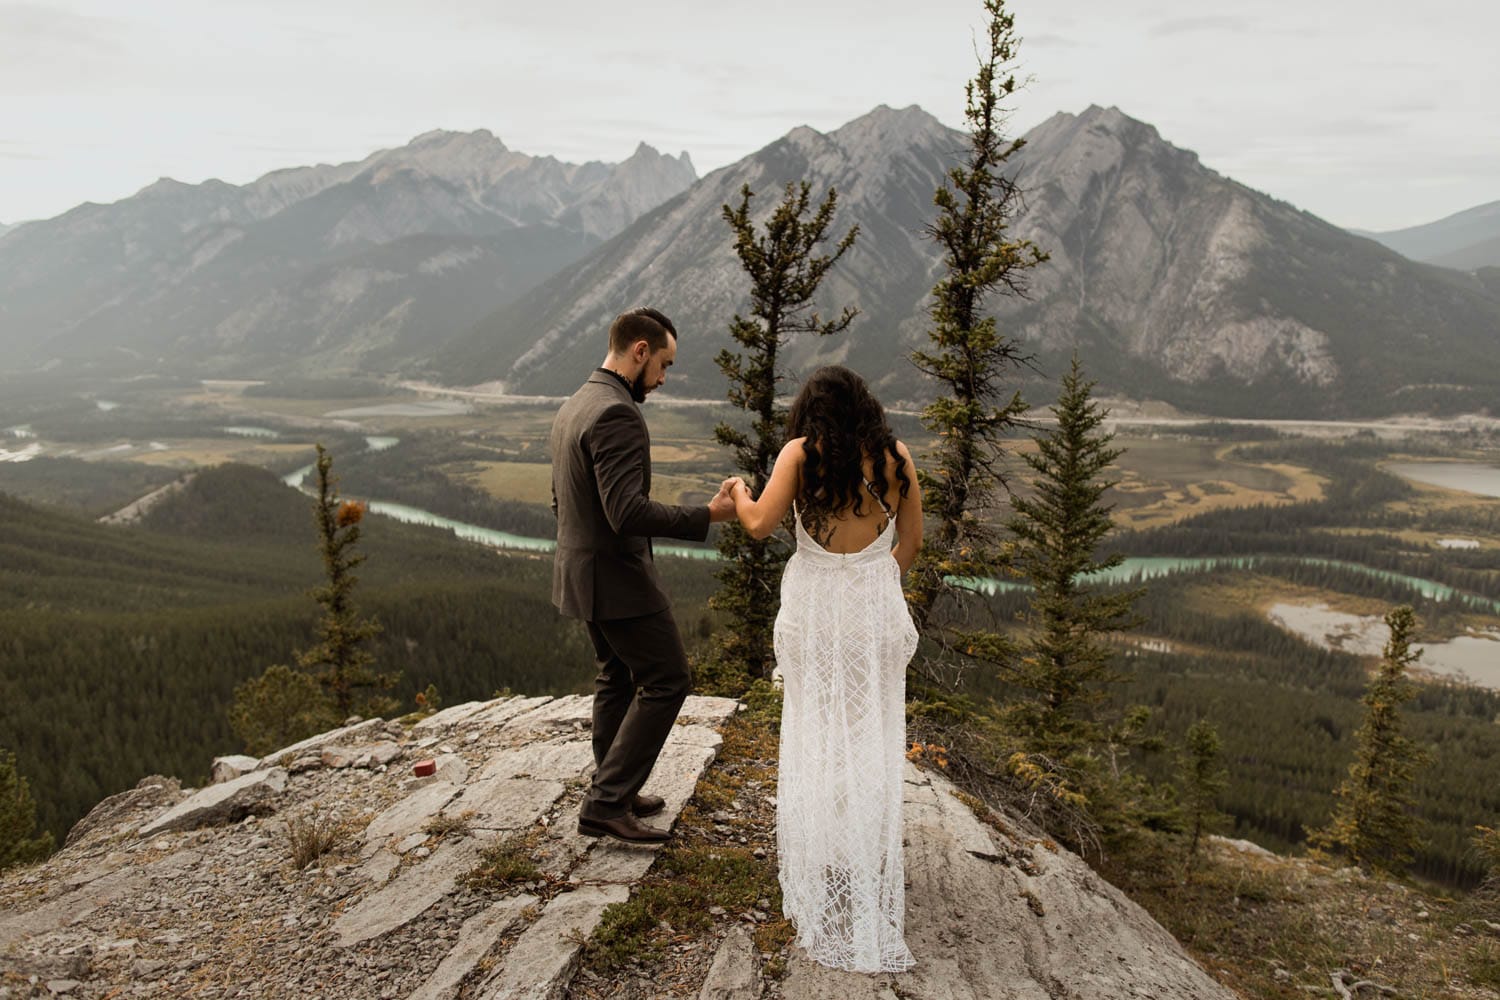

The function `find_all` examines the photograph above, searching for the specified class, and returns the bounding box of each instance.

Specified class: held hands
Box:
[708,476,746,523]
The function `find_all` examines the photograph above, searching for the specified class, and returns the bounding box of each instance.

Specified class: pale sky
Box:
[2,0,1496,232]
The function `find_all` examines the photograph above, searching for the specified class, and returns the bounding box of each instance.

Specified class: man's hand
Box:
[708,477,743,523]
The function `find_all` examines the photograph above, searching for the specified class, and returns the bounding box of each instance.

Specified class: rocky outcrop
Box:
[0,693,1232,1000]
[779,764,1235,999]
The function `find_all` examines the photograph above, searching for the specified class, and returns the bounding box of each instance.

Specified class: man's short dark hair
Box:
[609,307,677,354]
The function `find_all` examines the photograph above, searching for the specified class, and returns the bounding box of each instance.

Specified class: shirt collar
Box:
[595,366,632,394]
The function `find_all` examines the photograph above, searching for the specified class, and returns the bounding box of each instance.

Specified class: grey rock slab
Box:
[473,884,630,1000]
[780,963,904,1000]
[360,781,462,859]
[259,717,385,767]
[410,699,495,736]
[646,727,723,815]
[404,893,538,1000]
[363,849,401,886]
[475,738,595,783]
[666,721,728,751]
[782,763,1235,1000]
[433,752,469,785]
[321,745,360,769]
[496,695,593,735]
[335,838,483,947]
[0,850,200,951]
[463,696,555,733]
[210,755,260,784]
[678,696,741,725]
[64,776,183,849]
[355,741,403,768]
[456,777,566,834]
[138,768,287,837]
[699,925,763,1000]
[570,837,665,885]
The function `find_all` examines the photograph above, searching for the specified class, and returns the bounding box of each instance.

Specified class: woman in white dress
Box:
[727,365,923,973]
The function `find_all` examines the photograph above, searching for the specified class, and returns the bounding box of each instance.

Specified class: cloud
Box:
[1023,33,1080,49]
[1149,16,1249,37]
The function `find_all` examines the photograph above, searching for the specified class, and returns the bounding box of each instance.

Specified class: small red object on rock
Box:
[413,759,437,777]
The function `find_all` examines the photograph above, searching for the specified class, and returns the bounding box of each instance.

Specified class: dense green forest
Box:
[3,436,1498,889]
[0,465,721,840]
[966,570,1500,887]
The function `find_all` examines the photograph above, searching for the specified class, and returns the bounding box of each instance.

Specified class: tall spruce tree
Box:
[0,747,54,871]
[1308,605,1430,874]
[1006,356,1141,748]
[1004,356,1142,812]
[297,444,395,718]
[908,0,1048,675]
[708,182,857,691]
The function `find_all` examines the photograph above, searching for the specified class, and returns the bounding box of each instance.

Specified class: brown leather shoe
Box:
[632,793,666,817]
[578,811,671,845]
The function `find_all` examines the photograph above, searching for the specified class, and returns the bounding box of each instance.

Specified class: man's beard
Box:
[631,370,649,403]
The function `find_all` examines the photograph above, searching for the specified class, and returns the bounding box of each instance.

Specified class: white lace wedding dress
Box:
[774,501,919,973]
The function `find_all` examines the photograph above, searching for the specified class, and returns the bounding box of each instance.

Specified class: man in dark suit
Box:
[550,307,737,844]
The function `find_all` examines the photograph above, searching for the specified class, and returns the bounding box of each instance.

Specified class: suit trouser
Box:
[581,607,692,819]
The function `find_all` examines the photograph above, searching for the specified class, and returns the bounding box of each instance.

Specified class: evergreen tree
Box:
[1003,356,1143,814]
[228,664,340,757]
[1308,605,1431,874]
[0,747,54,871]
[297,444,397,718]
[907,0,1048,650]
[1179,718,1231,860]
[707,182,858,692]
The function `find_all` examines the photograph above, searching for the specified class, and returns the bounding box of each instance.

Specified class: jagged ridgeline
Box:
[429,106,1500,418]
[0,465,720,841]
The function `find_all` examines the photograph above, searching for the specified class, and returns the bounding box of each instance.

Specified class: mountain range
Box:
[432,105,1500,416]
[3,108,1498,417]
[0,131,695,374]
[1356,200,1500,271]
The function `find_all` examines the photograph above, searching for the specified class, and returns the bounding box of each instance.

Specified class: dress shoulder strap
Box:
[863,478,895,522]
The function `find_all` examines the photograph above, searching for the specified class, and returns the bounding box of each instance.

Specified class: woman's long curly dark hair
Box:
[786,365,911,545]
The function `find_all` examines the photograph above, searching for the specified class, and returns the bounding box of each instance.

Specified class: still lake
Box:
[1386,461,1500,498]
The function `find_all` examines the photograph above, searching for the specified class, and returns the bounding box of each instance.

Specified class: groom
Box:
[550,307,737,844]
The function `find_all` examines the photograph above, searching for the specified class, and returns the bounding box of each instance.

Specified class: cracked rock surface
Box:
[1,692,1232,1000]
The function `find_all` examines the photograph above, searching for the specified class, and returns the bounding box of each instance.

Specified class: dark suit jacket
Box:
[550,370,711,621]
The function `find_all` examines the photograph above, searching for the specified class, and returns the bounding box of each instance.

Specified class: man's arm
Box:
[590,404,712,541]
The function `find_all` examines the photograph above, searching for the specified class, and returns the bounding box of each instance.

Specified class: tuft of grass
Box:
[423,810,473,839]
[463,830,542,892]
[1467,938,1500,990]
[284,809,351,870]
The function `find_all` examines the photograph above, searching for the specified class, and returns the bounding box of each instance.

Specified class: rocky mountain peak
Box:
[829,102,950,151]
[408,127,507,152]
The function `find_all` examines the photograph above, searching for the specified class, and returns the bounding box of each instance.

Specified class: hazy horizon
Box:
[3,0,1497,233]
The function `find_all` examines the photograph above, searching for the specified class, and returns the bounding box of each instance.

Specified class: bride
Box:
[727,364,923,973]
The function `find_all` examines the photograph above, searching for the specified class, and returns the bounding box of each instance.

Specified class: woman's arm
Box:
[892,440,923,574]
[731,438,806,539]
